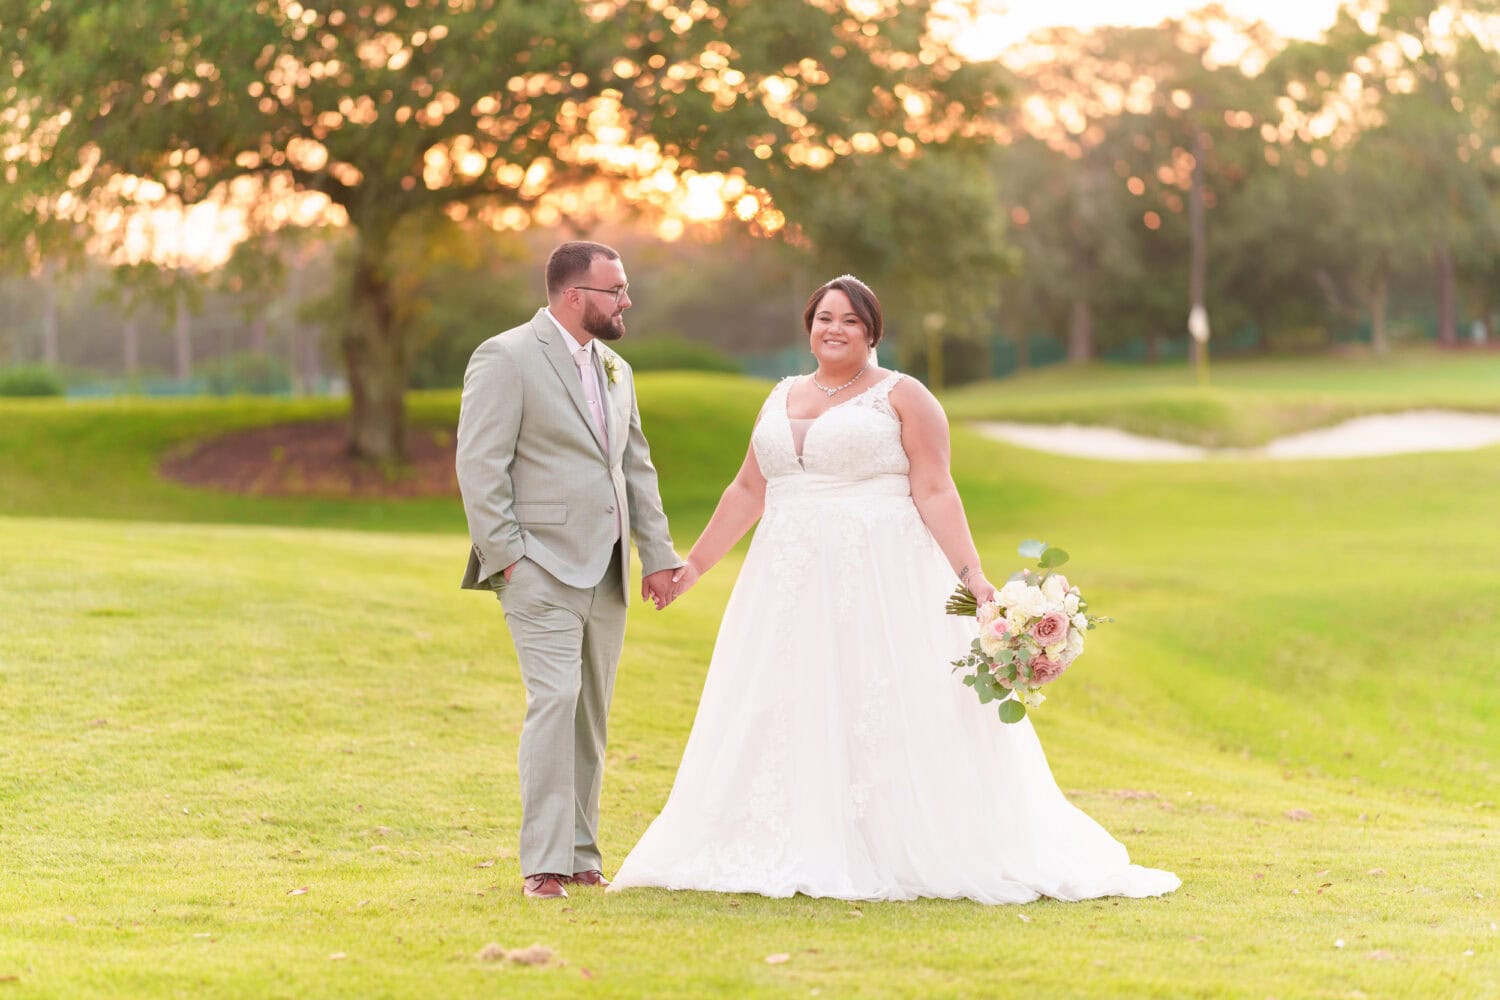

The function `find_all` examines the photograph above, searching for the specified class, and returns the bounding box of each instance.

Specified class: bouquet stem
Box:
[945,584,978,618]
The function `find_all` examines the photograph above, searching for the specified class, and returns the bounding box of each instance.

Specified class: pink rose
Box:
[986,618,1010,639]
[1030,610,1070,646]
[1028,654,1068,685]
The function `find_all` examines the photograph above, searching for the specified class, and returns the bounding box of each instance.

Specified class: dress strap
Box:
[758,375,796,420]
[859,371,905,418]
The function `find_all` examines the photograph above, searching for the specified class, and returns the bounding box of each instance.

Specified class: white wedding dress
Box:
[610,373,1180,903]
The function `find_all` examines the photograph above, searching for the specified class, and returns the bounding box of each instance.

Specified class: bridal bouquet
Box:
[946,540,1110,723]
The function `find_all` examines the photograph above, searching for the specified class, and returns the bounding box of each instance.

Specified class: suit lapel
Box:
[593,350,618,457]
[532,310,608,458]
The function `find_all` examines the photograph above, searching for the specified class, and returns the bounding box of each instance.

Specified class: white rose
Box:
[979,633,1005,658]
[1023,689,1047,708]
[1066,630,1085,656]
[1015,586,1049,618]
[1041,575,1066,602]
[1064,593,1080,615]
[1071,613,1089,632]
[998,579,1029,609]
[1045,641,1067,658]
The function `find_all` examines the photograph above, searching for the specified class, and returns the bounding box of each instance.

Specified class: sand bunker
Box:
[973,410,1500,462]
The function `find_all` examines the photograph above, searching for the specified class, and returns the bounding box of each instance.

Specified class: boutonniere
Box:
[600,351,622,387]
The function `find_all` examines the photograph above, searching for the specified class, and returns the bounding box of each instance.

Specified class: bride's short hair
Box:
[803,275,883,347]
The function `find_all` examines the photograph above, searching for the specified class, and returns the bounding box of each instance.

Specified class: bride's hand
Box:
[968,573,998,608]
[667,560,702,604]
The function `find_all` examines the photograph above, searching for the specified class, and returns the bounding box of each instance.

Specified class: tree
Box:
[1274,0,1500,347]
[1,0,1003,461]
[777,147,1011,384]
[993,11,1279,365]
[218,227,343,394]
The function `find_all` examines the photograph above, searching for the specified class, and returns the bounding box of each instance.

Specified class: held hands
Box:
[641,568,678,610]
[640,560,702,610]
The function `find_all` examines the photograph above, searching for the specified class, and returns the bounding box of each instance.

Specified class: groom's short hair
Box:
[546,241,622,297]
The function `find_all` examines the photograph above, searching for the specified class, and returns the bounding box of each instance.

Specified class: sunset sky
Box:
[957,0,1346,56]
[113,1,1355,267]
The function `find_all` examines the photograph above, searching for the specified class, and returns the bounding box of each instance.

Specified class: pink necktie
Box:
[574,347,607,448]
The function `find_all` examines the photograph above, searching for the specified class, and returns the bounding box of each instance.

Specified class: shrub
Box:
[0,365,65,397]
[613,336,741,373]
[202,353,293,395]
[1265,325,1330,353]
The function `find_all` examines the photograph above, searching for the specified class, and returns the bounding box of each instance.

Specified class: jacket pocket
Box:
[513,501,567,525]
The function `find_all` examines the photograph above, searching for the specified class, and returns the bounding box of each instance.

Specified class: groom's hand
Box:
[641,569,677,610]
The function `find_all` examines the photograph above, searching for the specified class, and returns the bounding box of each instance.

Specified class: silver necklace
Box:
[811,364,868,398]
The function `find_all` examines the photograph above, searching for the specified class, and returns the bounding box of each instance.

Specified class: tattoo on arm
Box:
[959,565,972,583]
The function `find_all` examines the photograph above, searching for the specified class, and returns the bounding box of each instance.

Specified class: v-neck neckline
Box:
[783,371,899,464]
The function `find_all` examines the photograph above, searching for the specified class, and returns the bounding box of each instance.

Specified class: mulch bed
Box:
[160,421,461,498]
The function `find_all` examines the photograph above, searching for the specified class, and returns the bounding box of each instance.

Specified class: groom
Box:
[456,241,681,899]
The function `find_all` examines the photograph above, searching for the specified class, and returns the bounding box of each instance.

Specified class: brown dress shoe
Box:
[566,869,611,888]
[523,873,569,899]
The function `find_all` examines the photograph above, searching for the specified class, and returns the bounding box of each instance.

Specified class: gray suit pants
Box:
[499,544,627,876]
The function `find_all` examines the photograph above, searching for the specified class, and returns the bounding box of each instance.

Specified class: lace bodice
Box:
[752,372,909,483]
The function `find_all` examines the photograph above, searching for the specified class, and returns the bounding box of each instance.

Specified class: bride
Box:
[609,276,1179,904]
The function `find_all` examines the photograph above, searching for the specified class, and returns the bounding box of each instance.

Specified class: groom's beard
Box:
[583,301,626,341]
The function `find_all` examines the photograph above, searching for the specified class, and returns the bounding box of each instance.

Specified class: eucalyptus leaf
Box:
[998,699,1027,723]
[1018,539,1048,559]
[1039,548,1070,568]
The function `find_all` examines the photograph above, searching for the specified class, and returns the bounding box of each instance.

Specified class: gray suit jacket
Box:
[455,308,679,603]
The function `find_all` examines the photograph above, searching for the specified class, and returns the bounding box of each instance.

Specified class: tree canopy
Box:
[2,0,1006,460]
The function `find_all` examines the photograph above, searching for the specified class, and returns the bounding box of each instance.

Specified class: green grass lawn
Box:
[1,365,1497,997]
[944,346,1500,447]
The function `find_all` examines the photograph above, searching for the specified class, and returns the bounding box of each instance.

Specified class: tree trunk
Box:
[1369,266,1389,355]
[287,251,310,395]
[249,314,268,355]
[924,320,944,392]
[301,323,323,395]
[41,270,60,368]
[342,226,408,463]
[1067,300,1093,363]
[1188,127,1210,381]
[1434,241,1457,347]
[173,286,192,381]
[121,286,139,377]
[123,316,139,377]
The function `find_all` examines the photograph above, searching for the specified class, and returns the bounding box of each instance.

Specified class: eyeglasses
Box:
[572,284,629,306]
